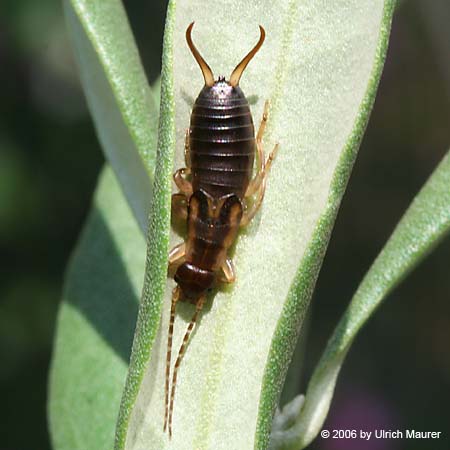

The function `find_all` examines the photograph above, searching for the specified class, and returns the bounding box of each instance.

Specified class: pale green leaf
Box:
[63,0,158,233]
[49,0,161,444]
[116,1,396,449]
[273,148,450,449]
[48,167,146,450]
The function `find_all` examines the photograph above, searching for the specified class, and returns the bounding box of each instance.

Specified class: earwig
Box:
[164,22,279,438]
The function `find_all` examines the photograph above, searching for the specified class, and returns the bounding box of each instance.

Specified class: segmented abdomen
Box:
[189,84,255,199]
[174,190,243,299]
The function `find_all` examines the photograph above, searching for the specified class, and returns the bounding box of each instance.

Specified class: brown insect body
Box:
[174,190,243,300]
[164,22,278,438]
[190,82,255,199]
[174,81,255,300]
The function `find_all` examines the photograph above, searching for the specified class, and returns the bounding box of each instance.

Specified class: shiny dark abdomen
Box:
[189,89,255,199]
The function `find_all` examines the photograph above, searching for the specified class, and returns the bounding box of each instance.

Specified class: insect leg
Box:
[173,168,193,196]
[257,100,269,145]
[167,295,205,438]
[164,287,180,434]
[171,193,188,221]
[168,242,186,275]
[241,143,279,226]
[172,128,192,196]
[246,100,269,196]
[217,257,236,283]
[184,128,191,167]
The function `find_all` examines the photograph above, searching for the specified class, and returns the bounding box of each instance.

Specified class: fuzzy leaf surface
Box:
[116,1,396,449]
[273,149,450,449]
[49,0,161,443]
[48,167,146,450]
[64,0,158,233]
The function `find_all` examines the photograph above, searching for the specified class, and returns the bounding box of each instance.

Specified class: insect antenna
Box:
[167,295,206,438]
[163,287,180,433]
[186,22,215,87]
[229,25,265,87]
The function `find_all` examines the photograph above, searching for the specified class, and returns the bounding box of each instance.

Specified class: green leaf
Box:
[49,0,161,445]
[48,167,146,450]
[116,1,396,449]
[273,148,450,449]
[63,0,158,233]
[115,1,177,447]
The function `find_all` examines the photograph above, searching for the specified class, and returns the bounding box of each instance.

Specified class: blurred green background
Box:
[0,1,449,449]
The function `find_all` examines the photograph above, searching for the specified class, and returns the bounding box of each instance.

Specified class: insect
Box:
[163,22,278,437]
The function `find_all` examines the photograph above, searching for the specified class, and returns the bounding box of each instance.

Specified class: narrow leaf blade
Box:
[64,0,158,232]
[48,167,146,450]
[116,1,396,449]
[285,149,450,449]
[49,15,161,443]
[114,1,177,448]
